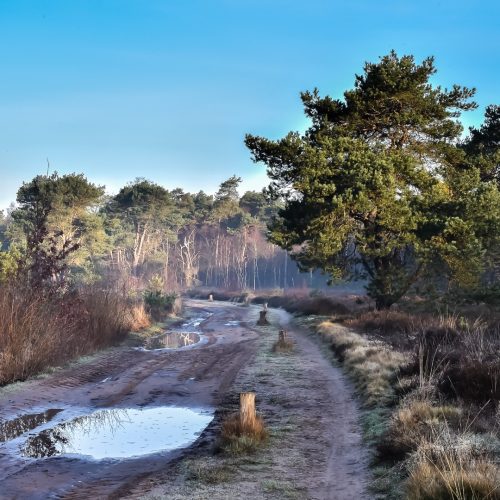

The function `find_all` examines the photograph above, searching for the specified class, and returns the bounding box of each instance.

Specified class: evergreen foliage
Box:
[246,52,500,308]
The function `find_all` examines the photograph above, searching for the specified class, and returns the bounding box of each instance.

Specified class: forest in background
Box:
[0,174,327,293]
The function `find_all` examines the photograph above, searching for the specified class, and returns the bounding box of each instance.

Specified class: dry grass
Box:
[272,338,294,353]
[348,310,500,405]
[378,400,463,461]
[125,302,151,331]
[406,430,500,500]
[331,310,500,499]
[317,320,406,405]
[0,285,140,385]
[220,412,268,454]
[407,460,500,500]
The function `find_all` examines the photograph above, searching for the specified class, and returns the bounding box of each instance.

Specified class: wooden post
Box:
[240,392,256,430]
[278,330,287,343]
[257,310,269,325]
[208,294,213,302]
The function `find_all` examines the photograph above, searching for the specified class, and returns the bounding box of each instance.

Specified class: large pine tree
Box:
[246,52,500,308]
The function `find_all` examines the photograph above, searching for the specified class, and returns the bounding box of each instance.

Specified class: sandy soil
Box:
[0,300,369,499]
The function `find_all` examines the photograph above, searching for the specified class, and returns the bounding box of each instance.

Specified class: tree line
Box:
[0,174,323,292]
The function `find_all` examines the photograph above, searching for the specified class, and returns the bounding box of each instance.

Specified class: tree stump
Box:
[240,392,256,430]
[208,294,213,302]
[257,310,269,325]
[273,329,293,352]
[278,329,287,343]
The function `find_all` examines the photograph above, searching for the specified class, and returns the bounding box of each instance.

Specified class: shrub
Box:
[143,290,178,321]
[125,302,151,331]
[77,288,133,348]
[0,285,135,385]
[439,361,500,404]
[0,288,77,383]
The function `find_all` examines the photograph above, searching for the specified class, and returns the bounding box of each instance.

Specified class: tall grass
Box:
[0,285,139,385]
[329,310,500,499]
[406,424,500,499]
[317,321,406,406]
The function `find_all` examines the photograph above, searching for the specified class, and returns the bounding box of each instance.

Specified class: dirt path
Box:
[125,305,370,500]
[0,300,369,499]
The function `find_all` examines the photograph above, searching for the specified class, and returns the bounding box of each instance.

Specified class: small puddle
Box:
[144,332,200,349]
[224,321,240,326]
[22,407,213,460]
[0,409,63,442]
[141,311,211,351]
[180,312,211,330]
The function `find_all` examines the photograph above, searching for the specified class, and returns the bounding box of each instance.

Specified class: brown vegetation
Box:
[318,309,500,499]
[406,431,500,500]
[220,412,267,454]
[220,393,267,455]
[125,302,151,331]
[317,321,406,406]
[0,285,142,385]
[272,330,294,353]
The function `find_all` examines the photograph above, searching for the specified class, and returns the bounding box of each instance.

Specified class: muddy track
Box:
[0,300,369,499]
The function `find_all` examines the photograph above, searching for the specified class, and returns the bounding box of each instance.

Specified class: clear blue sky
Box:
[0,0,498,209]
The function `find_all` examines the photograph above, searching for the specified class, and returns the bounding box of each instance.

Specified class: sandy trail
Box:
[0,300,369,499]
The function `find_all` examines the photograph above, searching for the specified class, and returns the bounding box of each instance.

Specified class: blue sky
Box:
[0,0,498,209]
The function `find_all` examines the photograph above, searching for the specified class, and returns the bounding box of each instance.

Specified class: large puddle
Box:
[21,407,213,460]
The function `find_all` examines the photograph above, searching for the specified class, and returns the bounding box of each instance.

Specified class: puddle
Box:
[0,409,63,443]
[22,407,213,460]
[144,332,200,350]
[224,321,240,326]
[180,312,211,330]
[140,311,211,351]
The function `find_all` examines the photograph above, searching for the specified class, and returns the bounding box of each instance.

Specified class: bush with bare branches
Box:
[0,285,141,385]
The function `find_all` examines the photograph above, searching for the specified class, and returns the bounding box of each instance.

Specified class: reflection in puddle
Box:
[22,407,212,460]
[0,409,63,442]
[144,332,200,350]
[141,311,211,351]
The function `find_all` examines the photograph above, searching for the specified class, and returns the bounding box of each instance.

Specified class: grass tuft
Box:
[186,460,233,485]
[220,412,268,455]
[272,338,294,353]
[406,431,500,500]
